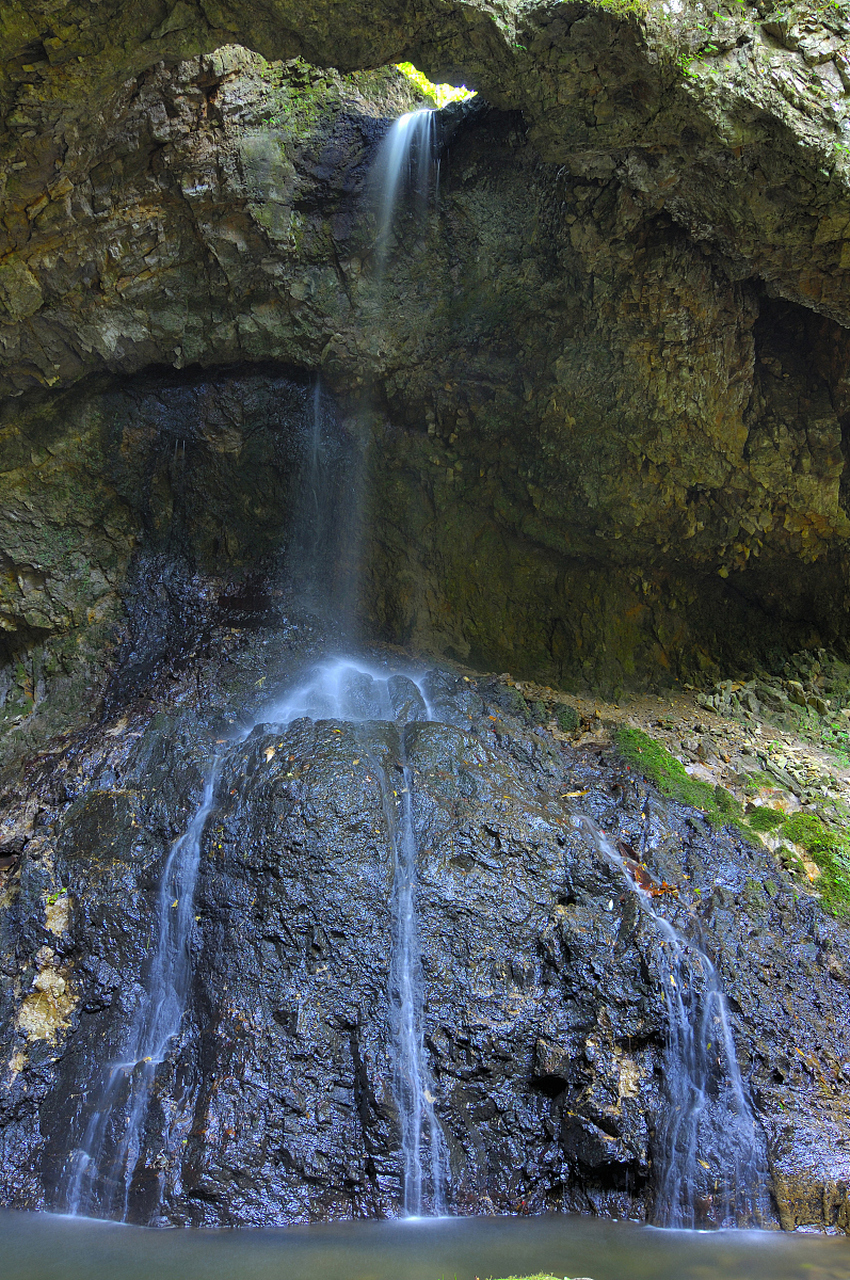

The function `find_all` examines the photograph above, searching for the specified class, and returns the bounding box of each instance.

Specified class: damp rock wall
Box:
[0,640,848,1229]
[2,40,850,748]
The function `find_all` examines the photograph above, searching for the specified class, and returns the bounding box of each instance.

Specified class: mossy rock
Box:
[530,698,548,724]
[746,805,786,833]
[555,704,580,734]
[615,728,850,918]
[779,812,850,919]
[743,769,778,793]
[614,725,744,831]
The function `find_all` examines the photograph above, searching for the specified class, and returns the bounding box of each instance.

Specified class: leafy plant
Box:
[394,63,475,107]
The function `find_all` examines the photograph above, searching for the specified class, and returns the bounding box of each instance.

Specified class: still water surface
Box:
[2,1212,849,1280]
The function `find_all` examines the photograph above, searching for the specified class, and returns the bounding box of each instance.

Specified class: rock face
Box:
[0,636,848,1229]
[1,0,850,1234]
[2,0,850,328]
[2,39,850,733]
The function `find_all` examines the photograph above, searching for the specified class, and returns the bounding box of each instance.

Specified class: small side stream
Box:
[576,815,765,1228]
[61,767,220,1218]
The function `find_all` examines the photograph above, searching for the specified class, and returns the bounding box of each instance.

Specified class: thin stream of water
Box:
[370,109,438,279]
[575,814,764,1227]
[265,655,451,1214]
[369,751,448,1216]
[62,765,220,1218]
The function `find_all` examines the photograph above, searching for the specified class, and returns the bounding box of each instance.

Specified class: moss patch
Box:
[614,725,744,831]
[746,805,786,833]
[780,813,850,918]
[487,1275,566,1280]
[556,704,580,734]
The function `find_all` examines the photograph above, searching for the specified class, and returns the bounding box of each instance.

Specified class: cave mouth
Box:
[2,32,850,739]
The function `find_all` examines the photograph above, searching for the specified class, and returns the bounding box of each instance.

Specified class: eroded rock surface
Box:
[3,49,850,738]
[0,635,847,1229]
[2,0,850,339]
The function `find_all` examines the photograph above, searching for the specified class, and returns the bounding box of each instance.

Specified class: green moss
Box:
[743,769,777,793]
[506,687,529,719]
[487,1275,564,1280]
[614,725,744,830]
[779,813,850,918]
[589,0,650,14]
[746,805,786,832]
[556,704,580,734]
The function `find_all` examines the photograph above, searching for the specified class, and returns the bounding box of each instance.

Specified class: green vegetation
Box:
[745,805,785,833]
[742,768,780,794]
[488,1275,567,1280]
[614,725,745,831]
[394,62,475,107]
[589,0,650,14]
[615,727,850,917]
[556,704,580,735]
[780,813,850,918]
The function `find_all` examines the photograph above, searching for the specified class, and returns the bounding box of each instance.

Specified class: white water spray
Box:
[370,109,438,279]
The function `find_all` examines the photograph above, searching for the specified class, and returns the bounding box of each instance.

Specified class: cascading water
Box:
[384,758,449,1216]
[370,109,438,279]
[62,765,219,1218]
[61,105,449,1224]
[264,657,450,1215]
[267,108,451,1215]
[575,815,764,1228]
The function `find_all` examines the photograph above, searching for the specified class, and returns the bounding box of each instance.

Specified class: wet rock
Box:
[0,635,847,1228]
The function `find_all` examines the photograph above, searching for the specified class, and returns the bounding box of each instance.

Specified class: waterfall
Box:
[575,815,763,1228]
[370,109,438,279]
[286,378,364,640]
[265,658,450,1215]
[266,110,451,1215]
[61,107,449,1224]
[62,765,219,1218]
[384,759,449,1216]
